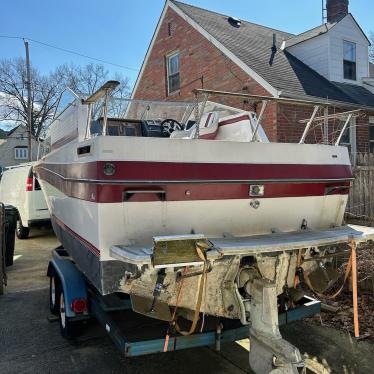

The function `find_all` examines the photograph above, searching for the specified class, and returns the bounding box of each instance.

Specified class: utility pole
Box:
[24,40,32,162]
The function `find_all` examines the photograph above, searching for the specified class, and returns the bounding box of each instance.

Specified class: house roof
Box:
[6,125,37,140]
[6,125,21,137]
[284,13,370,49]
[284,23,336,48]
[171,1,374,109]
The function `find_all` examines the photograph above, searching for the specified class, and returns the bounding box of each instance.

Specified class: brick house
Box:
[132,0,374,157]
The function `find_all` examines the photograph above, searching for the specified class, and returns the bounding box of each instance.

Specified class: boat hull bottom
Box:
[52,215,150,295]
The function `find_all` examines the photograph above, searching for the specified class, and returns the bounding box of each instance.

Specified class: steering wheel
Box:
[160,119,183,137]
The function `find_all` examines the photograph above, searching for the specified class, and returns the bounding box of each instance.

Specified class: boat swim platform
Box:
[110,224,374,267]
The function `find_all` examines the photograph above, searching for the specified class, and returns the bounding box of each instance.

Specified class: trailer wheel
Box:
[58,291,82,339]
[49,274,61,315]
[16,218,29,239]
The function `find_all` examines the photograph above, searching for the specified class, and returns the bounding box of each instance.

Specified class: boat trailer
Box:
[47,224,374,373]
[48,247,319,356]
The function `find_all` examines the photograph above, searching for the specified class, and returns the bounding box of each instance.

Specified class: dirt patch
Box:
[307,291,374,342]
[302,240,374,342]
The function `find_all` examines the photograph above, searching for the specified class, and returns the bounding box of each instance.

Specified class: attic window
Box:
[343,40,356,81]
[167,22,175,37]
[228,16,241,28]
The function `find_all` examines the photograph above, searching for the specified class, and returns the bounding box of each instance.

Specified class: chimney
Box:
[326,0,349,23]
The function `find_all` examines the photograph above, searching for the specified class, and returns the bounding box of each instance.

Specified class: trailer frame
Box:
[48,247,321,358]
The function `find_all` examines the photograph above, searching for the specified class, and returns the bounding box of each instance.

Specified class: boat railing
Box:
[194,89,366,146]
[49,82,368,146]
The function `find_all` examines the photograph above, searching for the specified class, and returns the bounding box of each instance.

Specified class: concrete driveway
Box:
[0,228,373,373]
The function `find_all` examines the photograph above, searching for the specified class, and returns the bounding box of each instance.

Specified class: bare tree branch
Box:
[0,59,130,137]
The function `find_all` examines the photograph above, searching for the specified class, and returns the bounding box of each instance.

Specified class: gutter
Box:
[195,88,374,111]
[280,91,374,112]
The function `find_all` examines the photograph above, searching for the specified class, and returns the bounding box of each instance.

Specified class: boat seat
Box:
[170,111,220,140]
[215,112,256,142]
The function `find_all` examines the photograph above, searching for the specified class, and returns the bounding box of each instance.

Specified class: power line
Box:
[0,35,139,72]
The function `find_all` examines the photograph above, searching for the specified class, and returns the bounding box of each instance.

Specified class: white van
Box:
[0,163,50,239]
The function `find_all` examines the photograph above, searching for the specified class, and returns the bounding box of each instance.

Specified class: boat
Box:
[35,81,355,372]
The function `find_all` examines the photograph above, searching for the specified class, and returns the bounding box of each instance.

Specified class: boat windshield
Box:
[51,83,269,143]
[54,88,80,119]
[48,84,364,146]
[82,93,268,142]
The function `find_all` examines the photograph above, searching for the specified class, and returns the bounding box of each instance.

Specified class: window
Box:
[343,41,356,80]
[166,52,180,94]
[14,147,28,160]
[369,117,374,153]
[124,127,136,136]
[167,22,174,37]
[339,118,350,146]
[108,125,120,136]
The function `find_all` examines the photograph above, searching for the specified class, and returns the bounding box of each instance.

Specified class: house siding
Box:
[286,16,369,84]
[0,127,38,167]
[287,33,330,79]
[328,16,369,83]
[277,103,374,154]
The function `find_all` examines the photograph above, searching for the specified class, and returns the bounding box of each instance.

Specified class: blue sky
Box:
[0,0,373,89]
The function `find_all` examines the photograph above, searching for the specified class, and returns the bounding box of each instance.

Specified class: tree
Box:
[62,63,130,118]
[0,59,130,137]
[0,58,66,138]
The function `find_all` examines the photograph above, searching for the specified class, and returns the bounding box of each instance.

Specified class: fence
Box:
[345,154,374,291]
[346,153,374,225]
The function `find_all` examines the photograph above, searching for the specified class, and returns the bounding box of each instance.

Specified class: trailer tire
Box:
[16,217,29,239]
[58,290,83,339]
[49,274,61,315]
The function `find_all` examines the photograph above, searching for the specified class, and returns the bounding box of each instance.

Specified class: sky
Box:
[0,0,373,90]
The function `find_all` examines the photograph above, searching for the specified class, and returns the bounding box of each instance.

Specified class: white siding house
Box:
[287,33,330,80]
[286,14,370,85]
[328,15,369,84]
[0,126,38,168]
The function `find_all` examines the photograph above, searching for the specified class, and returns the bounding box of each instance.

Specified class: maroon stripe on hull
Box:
[53,214,100,256]
[100,182,349,203]
[37,166,349,203]
[36,161,353,182]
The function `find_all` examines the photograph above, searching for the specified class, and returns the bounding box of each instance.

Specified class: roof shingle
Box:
[172,1,374,108]
[284,23,336,48]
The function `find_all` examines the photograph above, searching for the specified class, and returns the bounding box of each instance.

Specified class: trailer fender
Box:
[48,257,88,318]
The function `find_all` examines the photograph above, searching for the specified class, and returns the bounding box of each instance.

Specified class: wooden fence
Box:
[345,153,374,291]
[346,153,374,225]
